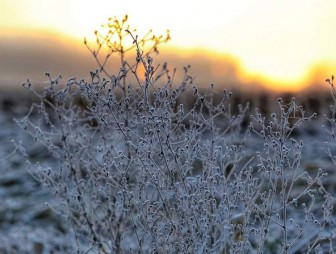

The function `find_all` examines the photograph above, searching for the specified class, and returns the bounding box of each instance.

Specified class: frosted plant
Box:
[249,98,333,253]
[16,16,336,253]
[321,75,336,253]
[16,16,250,253]
[324,76,336,166]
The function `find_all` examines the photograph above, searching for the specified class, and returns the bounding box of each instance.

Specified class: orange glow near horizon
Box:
[1,0,336,93]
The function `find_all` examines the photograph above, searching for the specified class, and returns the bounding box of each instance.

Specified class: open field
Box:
[0,87,335,253]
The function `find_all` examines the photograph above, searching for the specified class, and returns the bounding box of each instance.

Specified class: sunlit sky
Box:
[1,0,336,92]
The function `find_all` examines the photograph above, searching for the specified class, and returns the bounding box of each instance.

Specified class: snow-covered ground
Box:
[0,95,335,253]
[0,106,76,253]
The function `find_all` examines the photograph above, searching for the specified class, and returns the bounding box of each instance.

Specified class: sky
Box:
[0,0,336,93]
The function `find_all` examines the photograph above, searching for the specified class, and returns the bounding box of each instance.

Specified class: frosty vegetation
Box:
[14,16,336,253]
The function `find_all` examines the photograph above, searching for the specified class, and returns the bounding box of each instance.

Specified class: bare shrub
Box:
[16,16,336,253]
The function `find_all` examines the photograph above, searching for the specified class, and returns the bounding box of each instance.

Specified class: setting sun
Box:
[1,0,336,92]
